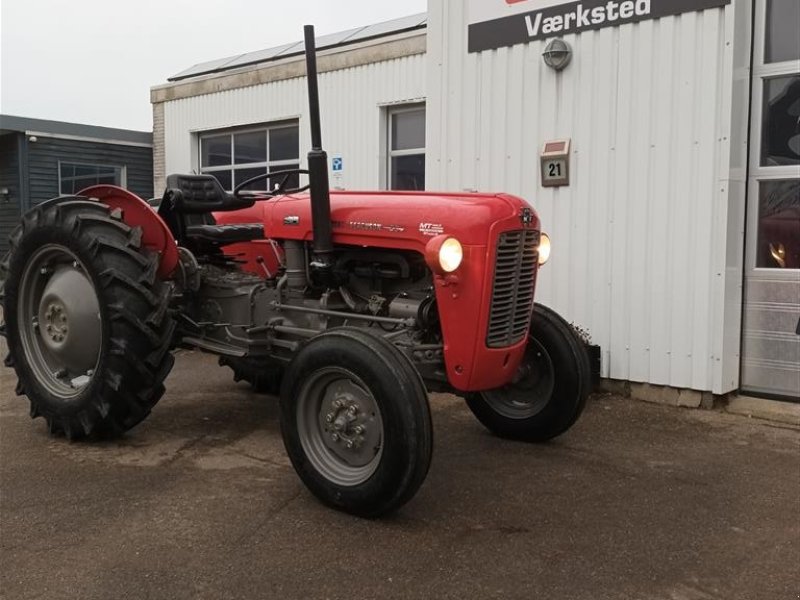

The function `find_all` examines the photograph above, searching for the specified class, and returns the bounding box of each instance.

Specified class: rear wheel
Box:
[465,303,591,442]
[280,328,432,517]
[1,198,175,439]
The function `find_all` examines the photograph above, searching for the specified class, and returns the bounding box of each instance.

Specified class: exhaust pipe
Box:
[303,25,334,268]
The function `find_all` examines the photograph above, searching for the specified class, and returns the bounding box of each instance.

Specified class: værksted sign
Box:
[468,0,731,53]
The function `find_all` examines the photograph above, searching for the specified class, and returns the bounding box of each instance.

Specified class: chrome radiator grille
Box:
[486,230,539,348]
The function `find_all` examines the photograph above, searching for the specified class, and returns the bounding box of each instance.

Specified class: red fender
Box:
[78,185,179,278]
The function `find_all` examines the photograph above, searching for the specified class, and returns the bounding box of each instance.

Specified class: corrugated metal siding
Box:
[26,138,153,204]
[427,0,742,393]
[162,51,426,192]
[0,133,22,251]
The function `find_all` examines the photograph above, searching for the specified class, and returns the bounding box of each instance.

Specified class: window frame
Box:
[58,161,126,195]
[386,104,426,191]
[746,0,800,272]
[198,121,300,192]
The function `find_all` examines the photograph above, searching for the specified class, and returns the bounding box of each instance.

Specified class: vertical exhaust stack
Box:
[303,25,334,270]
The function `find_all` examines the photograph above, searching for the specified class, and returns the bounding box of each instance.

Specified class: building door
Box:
[741,0,800,399]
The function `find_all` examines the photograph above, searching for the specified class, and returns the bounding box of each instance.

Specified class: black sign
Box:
[468,0,732,53]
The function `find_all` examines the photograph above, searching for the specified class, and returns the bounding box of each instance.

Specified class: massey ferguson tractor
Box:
[0,26,591,517]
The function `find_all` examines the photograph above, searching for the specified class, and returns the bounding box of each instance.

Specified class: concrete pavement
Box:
[1,343,798,600]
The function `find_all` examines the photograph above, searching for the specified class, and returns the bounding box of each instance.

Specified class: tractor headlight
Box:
[425,235,463,275]
[538,233,551,266]
[439,238,463,273]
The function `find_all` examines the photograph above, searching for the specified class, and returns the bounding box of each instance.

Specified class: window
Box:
[59,162,123,194]
[387,106,425,191]
[760,75,800,167]
[765,0,800,64]
[199,122,300,192]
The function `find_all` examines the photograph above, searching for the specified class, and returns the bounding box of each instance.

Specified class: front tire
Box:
[465,303,591,442]
[1,198,175,439]
[280,328,432,517]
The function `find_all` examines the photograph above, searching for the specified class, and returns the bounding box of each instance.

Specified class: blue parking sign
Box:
[332,156,343,172]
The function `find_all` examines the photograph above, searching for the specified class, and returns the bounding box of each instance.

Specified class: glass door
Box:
[741,0,800,399]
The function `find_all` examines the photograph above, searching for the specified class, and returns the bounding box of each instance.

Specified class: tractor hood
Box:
[217,190,539,250]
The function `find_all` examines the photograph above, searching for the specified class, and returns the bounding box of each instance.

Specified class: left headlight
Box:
[538,233,551,266]
[439,238,463,273]
[425,235,464,275]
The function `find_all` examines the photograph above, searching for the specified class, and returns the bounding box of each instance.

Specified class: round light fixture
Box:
[538,233,552,266]
[542,39,572,71]
[425,235,464,275]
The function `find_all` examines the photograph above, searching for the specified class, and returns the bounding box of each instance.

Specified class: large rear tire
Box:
[465,303,591,442]
[280,328,433,517]
[0,198,175,439]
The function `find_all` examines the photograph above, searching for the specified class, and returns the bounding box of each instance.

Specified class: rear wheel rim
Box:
[296,367,384,487]
[17,245,102,400]
[482,337,555,419]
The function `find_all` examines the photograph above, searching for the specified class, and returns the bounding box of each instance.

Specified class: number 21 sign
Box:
[540,139,571,187]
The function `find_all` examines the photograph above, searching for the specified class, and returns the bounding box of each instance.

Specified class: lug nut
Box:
[345,440,354,449]
[325,413,334,423]
[348,406,358,416]
[354,425,365,435]
[331,433,340,442]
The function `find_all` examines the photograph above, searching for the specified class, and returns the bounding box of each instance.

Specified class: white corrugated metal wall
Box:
[162,52,426,190]
[426,0,747,394]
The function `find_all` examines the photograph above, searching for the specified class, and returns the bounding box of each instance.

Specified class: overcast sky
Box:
[0,0,427,132]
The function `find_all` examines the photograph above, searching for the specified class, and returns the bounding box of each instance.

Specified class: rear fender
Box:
[78,185,179,278]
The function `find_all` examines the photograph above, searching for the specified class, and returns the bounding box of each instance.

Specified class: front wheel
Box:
[279,328,432,517]
[465,303,591,442]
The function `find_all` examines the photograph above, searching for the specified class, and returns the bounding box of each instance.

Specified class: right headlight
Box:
[538,233,551,266]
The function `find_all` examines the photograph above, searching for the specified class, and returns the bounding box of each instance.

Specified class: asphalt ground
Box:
[1,340,798,600]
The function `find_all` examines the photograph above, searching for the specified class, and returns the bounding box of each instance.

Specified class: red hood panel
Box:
[216,191,538,249]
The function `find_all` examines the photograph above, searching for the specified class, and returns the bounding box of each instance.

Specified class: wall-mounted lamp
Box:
[543,39,572,71]
[0,187,10,204]
[28,135,38,143]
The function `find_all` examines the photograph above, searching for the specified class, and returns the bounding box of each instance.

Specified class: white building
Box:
[151,0,799,401]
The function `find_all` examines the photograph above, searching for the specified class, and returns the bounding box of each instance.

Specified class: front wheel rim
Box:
[296,367,384,487]
[482,337,555,419]
[17,245,102,400]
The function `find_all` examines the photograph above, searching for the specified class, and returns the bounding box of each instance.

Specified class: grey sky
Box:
[1,0,427,132]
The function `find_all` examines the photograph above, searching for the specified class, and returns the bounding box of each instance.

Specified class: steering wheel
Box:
[233,168,311,200]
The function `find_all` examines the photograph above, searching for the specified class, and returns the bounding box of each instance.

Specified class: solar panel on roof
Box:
[168,12,427,82]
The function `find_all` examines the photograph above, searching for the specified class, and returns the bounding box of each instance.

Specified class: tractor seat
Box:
[184,223,265,245]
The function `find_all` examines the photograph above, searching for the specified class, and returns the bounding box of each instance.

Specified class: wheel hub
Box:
[482,337,555,419]
[297,368,384,487]
[325,394,368,450]
[36,266,102,374]
[18,246,103,400]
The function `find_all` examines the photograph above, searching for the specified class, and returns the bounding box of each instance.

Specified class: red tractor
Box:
[0,27,591,517]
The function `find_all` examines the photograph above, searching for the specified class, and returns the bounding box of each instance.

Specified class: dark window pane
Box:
[75,165,97,178]
[390,154,425,191]
[761,76,800,166]
[202,135,231,167]
[206,170,232,191]
[234,131,266,164]
[270,126,299,161]
[60,179,75,194]
[391,109,425,151]
[234,167,268,190]
[60,164,74,179]
[757,179,800,268]
[765,0,800,63]
[268,164,300,191]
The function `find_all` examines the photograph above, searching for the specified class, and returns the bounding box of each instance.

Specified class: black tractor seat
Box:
[184,223,264,245]
[158,173,267,251]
